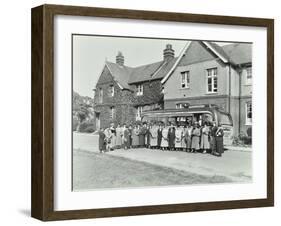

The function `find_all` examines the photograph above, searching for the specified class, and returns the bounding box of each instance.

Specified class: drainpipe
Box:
[228,64,231,113]
[238,67,242,134]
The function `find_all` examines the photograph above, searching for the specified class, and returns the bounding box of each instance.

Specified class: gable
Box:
[96,65,114,85]
[178,41,217,66]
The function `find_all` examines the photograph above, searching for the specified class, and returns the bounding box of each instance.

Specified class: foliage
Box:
[78,121,95,133]
[232,131,252,146]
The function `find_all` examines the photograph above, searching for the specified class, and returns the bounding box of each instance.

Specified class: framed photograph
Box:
[31,4,274,221]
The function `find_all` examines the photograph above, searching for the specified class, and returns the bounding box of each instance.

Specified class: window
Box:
[98,88,103,103]
[176,103,183,109]
[180,71,190,88]
[246,67,252,85]
[109,85,114,97]
[136,84,143,96]
[206,68,218,93]
[110,107,115,119]
[246,102,252,125]
[136,106,143,120]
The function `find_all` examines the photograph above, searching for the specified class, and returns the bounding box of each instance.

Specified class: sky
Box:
[73,35,231,97]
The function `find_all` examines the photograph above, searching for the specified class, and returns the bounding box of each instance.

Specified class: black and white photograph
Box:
[72,35,252,191]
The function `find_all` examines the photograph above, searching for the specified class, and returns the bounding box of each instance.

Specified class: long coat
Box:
[157,128,163,147]
[200,126,211,149]
[98,131,106,151]
[123,128,130,148]
[139,127,147,146]
[168,127,176,148]
[150,126,158,147]
[131,128,140,146]
[191,127,201,150]
[184,127,193,149]
[215,128,224,154]
[115,127,122,146]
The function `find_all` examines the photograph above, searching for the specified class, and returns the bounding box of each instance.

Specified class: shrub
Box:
[73,118,79,131]
[78,121,95,133]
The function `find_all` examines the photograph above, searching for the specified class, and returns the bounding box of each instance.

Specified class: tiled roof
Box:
[105,61,134,90]
[222,43,252,65]
[128,61,164,84]
[204,41,230,62]
[105,41,252,89]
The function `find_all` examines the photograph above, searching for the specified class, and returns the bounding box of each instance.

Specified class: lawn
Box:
[73,149,232,191]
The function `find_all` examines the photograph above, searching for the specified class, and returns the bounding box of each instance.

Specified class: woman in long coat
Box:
[131,125,140,148]
[161,125,169,150]
[115,124,122,148]
[139,124,147,147]
[191,123,201,152]
[214,125,224,156]
[98,128,106,153]
[157,124,163,148]
[200,122,211,153]
[123,126,130,149]
[168,126,176,151]
[184,124,193,152]
[149,124,158,148]
[109,123,116,149]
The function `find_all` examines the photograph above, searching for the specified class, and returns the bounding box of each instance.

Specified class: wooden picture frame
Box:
[31,4,274,221]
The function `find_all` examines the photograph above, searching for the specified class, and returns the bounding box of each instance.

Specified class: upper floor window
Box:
[110,106,115,119]
[246,67,252,85]
[246,102,252,125]
[98,88,103,103]
[136,84,143,96]
[109,85,114,97]
[206,68,218,93]
[181,71,190,89]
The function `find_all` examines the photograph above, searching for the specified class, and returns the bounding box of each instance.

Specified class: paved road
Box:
[73,132,252,182]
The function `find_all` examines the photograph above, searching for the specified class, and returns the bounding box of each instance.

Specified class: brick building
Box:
[93,41,252,135]
[161,41,252,135]
[93,45,178,130]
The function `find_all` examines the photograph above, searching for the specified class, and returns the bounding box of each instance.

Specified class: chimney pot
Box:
[163,44,175,61]
[116,51,124,66]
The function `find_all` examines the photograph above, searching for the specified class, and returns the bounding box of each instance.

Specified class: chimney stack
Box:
[163,44,175,62]
[163,44,175,61]
[116,51,124,66]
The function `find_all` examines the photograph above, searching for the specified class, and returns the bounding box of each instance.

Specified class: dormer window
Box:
[136,84,143,96]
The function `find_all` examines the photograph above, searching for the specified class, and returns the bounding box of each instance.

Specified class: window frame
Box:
[180,71,190,89]
[245,66,252,85]
[245,101,252,125]
[136,106,143,120]
[98,87,103,103]
[136,84,144,96]
[109,85,115,97]
[110,106,115,119]
[206,68,218,94]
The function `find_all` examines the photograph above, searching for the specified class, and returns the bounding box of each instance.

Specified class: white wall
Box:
[0,0,279,225]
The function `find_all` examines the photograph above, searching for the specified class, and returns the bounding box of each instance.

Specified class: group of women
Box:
[98,121,225,157]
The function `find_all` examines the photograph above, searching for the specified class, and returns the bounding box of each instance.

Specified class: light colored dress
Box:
[115,127,122,146]
[191,127,201,150]
[201,126,211,149]
[150,126,158,147]
[131,128,140,146]
[161,127,169,147]
[175,128,183,148]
